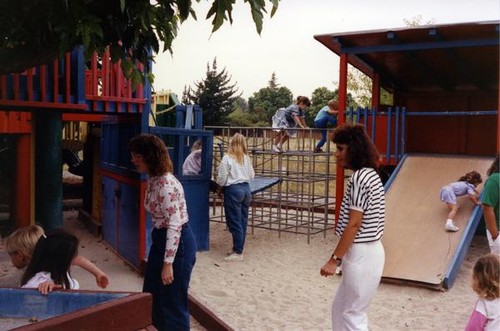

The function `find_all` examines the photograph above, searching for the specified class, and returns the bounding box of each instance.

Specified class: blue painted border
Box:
[383,154,407,192]
[443,204,483,289]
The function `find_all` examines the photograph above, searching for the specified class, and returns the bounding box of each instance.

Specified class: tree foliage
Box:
[0,0,280,84]
[403,15,436,27]
[306,87,338,127]
[183,58,241,126]
[347,67,393,109]
[227,97,255,126]
[247,73,293,124]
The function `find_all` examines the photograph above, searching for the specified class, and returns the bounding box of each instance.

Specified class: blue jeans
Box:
[143,224,196,331]
[223,183,252,254]
[315,116,337,149]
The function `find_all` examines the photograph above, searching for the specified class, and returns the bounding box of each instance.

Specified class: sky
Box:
[152,0,500,100]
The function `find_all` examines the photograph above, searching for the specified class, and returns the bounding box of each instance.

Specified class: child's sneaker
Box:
[224,253,244,262]
[272,144,282,153]
[445,222,459,232]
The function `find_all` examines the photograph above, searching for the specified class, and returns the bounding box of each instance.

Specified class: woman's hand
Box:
[162,263,174,285]
[320,258,338,277]
[37,281,62,295]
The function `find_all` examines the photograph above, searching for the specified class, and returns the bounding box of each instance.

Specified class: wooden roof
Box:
[314,21,499,93]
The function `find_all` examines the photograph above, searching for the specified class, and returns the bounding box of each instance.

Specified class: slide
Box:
[382,154,493,290]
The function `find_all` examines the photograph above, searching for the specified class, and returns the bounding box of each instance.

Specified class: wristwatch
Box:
[331,254,342,263]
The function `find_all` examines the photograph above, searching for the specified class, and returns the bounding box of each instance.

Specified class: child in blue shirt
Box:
[314,99,338,153]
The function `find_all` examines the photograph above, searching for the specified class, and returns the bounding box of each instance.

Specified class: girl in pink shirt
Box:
[465,254,500,331]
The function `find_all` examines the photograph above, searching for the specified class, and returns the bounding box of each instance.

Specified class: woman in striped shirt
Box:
[320,124,385,331]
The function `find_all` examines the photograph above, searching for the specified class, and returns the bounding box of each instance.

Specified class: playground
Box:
[0,209,490,330]
[0,20,498,330]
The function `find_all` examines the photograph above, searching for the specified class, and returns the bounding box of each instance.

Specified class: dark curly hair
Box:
[128,134,173,176]
[458,171,482,185]
[296,96,311,107]
[332,124,380,171]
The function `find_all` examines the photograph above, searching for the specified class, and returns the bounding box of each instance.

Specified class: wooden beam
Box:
[335,53,348,222]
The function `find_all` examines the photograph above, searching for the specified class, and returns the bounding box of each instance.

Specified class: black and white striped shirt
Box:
[335,167,385,243]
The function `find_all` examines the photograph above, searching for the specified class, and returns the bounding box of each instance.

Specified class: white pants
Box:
[332,240,385,331]
[486,230,500,255]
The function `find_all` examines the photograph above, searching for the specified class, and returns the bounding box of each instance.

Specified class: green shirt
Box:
[482,173,500,229]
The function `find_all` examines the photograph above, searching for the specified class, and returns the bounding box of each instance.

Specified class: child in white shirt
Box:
[465,254,500,331]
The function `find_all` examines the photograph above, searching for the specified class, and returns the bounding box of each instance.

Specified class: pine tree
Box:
[248,73,293,122]
[184,58,241,126]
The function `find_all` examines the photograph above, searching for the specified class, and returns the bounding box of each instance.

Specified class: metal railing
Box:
[205,126,338,243]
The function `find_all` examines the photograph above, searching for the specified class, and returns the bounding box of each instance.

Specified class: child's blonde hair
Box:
[458,171,482,185]
[227,133,248,165]
[472,254,500,300]
[5,225,44,257]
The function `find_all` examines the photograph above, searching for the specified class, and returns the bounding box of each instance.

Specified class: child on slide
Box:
[440,170,482,232]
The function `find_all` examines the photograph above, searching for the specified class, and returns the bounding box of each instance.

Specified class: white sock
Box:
[277,142,282,148]
[446,219,454,225]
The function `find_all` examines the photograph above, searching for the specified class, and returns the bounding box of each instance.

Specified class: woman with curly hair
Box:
[320,124,385,330]
[128,134,196,331]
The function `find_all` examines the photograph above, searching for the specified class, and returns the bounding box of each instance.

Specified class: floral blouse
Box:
[145,173,189,263]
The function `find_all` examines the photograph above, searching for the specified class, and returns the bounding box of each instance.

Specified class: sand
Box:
[0,210,490,331]
[189,222,489,331]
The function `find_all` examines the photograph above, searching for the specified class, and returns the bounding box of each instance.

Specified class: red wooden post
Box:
[1,75,6,99]
[40,65,47,102]
[91,53,98,96]
[335,53,348,222]
[116,61,122,97]
[498,83,500,152]
[103,49,110,111]
[371,73,380,108]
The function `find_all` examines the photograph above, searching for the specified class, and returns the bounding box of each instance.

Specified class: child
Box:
[21,229,80,295]
[5,224,44,269]
[440,171,482,232]
[182,139,202,175]
[271,96,310,153]
[5,224,109,288]
[465,254,500,331]
[314,99,338,153]
[216,133,255,261]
